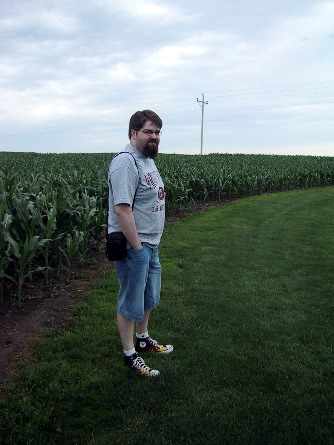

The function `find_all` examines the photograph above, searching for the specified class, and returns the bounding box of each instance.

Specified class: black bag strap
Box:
[106,152,140,238]
[114,151,139,171]
[111,152,139,208]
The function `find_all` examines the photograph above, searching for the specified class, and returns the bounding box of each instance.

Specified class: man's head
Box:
[129,110,163,159]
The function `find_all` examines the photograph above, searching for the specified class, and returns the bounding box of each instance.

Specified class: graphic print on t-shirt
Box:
[158,187,164,200]
[144,170,162,189]
[145,170,165,204]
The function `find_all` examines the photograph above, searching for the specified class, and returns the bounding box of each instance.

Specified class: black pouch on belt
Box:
[106,231,127,261]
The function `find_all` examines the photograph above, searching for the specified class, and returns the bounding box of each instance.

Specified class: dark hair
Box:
[128,110,163,139]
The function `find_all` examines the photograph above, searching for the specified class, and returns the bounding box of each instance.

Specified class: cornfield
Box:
[1,151,334,304]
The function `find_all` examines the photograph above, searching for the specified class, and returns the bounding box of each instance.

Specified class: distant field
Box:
[1,151,334,304]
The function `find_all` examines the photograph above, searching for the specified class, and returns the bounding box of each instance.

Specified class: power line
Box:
[1,80,334,137]
[204,80,334,96]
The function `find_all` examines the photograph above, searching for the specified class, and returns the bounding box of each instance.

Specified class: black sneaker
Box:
[135,337,174,354]
[124,353,160,377]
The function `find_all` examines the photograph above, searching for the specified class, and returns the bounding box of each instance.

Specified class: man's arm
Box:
[115,204,142,251]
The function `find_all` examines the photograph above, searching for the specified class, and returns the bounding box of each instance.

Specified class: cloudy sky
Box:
[1,0,334,156]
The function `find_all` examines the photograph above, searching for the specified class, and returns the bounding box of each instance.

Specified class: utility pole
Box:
[197,93,208,155]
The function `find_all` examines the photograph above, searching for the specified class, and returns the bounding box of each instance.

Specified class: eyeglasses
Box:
[139,129,162,137]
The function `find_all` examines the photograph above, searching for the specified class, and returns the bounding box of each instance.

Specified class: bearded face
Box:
[130,121,161,158]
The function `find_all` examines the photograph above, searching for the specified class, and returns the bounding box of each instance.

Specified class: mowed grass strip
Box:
[0,187,333,445]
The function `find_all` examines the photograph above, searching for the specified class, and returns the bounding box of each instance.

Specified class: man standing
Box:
[107,110,173,377]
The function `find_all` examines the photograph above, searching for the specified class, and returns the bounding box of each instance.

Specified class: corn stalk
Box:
[3,229,46,305]
[60,230,85,282]
[0,210,12,302]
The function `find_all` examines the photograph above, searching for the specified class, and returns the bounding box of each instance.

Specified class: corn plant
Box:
[3,229,46,305]
[0,209,12,302]
[32,196,59,283]
[60,230,85,281]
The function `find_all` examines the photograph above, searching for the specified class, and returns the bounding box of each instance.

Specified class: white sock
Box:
[123,348,136,357]
[136,331,149,339]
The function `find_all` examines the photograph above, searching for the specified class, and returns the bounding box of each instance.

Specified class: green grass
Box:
[1,187,334,445]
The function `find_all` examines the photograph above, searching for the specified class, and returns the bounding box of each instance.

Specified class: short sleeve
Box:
[108,154,139,206]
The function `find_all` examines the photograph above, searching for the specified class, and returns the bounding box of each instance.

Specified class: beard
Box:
[142,141,159,159]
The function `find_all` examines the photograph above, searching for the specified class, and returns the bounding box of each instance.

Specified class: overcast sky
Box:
[1,0,334,156]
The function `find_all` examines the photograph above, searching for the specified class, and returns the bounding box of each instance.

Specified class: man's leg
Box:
[117,312,135,351]
[117,310,151,350]
[136,309,151,335]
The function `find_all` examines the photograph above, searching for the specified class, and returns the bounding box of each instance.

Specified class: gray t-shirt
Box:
[107,144,165,247]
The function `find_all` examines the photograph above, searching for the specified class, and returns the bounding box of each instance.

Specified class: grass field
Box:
[0,187,333,445]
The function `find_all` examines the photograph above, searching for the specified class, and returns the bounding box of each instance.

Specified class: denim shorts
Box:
[115,244,161,322]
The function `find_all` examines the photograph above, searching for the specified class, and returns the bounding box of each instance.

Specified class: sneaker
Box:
[124,353,160,377]
[135,337,174,354]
